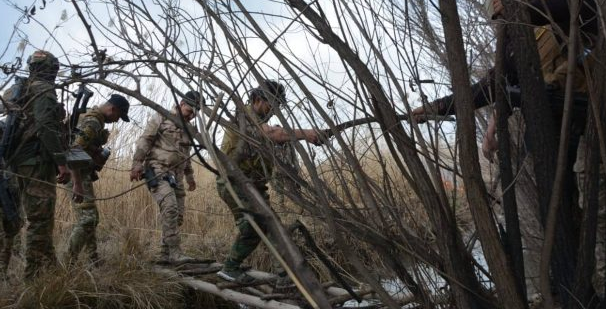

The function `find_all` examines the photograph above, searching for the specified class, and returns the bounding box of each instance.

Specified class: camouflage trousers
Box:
[17,162,57,280]
[0,177,23,276]
[67,173,99,262]
[575,136,606,297]
[150,175,185,257]
[217,180,279,272]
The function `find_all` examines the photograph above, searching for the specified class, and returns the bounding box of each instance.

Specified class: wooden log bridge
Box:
[153,261,379,309]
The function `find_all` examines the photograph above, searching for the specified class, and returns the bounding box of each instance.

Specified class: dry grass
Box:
[0,126,471,308]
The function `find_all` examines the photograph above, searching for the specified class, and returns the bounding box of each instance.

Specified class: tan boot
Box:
[168,247,197,265]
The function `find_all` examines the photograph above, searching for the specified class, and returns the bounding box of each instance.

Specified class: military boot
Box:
[168,247,197,265]
[88,252,104,268]
[155,245,170,265]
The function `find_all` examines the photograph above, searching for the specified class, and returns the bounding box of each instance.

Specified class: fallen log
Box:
[155,268,302,309]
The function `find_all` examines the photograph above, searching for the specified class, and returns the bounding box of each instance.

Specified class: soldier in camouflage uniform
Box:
[216,80,322,286]
[130,91,201,265]
[7,51,77,280]
[66,94,130,265]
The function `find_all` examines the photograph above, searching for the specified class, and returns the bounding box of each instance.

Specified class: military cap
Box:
[107,94,130,122]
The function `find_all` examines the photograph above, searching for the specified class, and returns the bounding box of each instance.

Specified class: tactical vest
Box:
[535,26,587,93]
[221,106,273,186]
[4,79,65,164]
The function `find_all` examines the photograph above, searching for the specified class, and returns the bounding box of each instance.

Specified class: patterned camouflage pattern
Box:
[10,77,66,280]
[9,79,66,167]
[72,107,109,167]
[217,105,281,272]
[67,107,109,263]
[17,163,58,279]
[216,180,270,270]
[132,111,194,259]
[574,136,606,297]
[67,172,99,262]
[220,106,273,186]
[132,112,194,184]
[150,171,186,259]
[27,50,59,74]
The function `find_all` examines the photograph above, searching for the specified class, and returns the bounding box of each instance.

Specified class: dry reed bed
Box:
[0,132,471,307]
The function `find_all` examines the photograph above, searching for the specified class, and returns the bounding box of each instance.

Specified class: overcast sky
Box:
[0,0,463,161]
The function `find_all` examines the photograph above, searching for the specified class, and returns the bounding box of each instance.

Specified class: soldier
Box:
[410,0,602,299]
[129,91,201,265]
[215,80,322,286]
[7,50,76,280]
[66,94,130,265]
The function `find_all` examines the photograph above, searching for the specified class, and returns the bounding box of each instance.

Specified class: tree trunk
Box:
[286,1,494,307]
[438,1,527,308]
[501,0,579,304]
[494,24,527,301]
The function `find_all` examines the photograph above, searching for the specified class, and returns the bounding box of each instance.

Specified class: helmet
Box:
[27,50,59,76]
[251,79,286,106]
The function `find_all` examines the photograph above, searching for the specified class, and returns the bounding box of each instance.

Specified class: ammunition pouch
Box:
[144,167,159,190]
[66,148,93,170]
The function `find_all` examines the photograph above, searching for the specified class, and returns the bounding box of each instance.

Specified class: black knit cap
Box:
[183,90,203,110]
[107,94,130,122]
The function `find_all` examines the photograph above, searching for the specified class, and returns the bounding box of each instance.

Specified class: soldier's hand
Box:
[57,165,71,184]
[304,130,322,146]
[187,180,196,191]
[130,166,144,182]
[72,181,84,203]
[410,107,428,124]
[482,131,498,162]
[493,0,503,17]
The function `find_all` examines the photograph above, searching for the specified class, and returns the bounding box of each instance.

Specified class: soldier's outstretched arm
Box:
[260,124,322,145]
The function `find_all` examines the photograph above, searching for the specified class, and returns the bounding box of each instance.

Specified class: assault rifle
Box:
[66,84,94,170]
[69,84,94,136]
[0,76,27,233]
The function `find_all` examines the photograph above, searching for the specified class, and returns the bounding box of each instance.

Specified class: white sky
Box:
[0,0,491,163]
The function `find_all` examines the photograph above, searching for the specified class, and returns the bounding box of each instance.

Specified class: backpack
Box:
[0,76,29,160]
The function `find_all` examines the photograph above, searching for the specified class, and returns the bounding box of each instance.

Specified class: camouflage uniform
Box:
[67,107,110,263]
[132,111,194,261]
[217,106,275,272]
[9,51,67,279]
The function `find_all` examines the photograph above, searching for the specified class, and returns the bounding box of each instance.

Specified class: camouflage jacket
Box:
[132,111,194,184]
[3,78,67,167]
[72,106,110,170]
[220,105,273,187]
